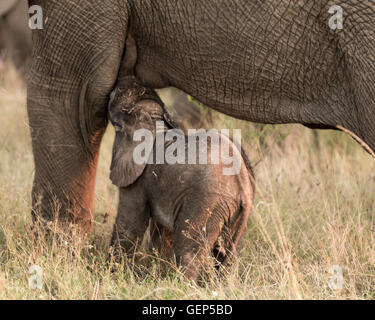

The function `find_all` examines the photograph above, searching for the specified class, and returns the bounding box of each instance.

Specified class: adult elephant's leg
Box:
[28,0,129,234]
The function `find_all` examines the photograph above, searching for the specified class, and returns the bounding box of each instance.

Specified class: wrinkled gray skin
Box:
[28,1,375,233]
[108,76,254,281]
[0,0,31,70]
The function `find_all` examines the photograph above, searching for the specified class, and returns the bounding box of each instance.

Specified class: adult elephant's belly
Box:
[131,0,343,128]
[135,45,340,128]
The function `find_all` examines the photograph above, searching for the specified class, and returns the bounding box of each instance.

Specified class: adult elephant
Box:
[0,0,31,69]
[27,0,375,234]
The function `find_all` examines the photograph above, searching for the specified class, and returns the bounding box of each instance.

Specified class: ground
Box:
[0,60,375,300]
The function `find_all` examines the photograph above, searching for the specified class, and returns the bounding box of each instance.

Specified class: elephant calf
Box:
[108,76,254,281]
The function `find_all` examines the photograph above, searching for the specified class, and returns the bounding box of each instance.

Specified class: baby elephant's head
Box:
[108,81,170,188]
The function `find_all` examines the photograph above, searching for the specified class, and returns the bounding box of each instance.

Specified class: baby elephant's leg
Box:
[110,191,150,258]
[148,220,174,259]
[173,202,224,282]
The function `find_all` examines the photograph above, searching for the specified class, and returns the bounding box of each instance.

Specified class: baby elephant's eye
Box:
[112,121,122,132]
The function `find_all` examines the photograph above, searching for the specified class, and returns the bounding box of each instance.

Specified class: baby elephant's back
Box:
[147,130,254,213]
[203,131,254,208]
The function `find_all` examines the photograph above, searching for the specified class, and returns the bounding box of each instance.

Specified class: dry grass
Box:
[0,60,375,300]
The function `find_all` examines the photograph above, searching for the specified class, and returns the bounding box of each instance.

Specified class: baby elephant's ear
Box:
[110,112,155,188]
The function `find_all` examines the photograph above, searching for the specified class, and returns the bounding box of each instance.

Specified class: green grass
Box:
[0,61,375,299]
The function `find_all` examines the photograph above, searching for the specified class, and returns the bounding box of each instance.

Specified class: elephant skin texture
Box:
[108,76,254,281]
[27,1,375,232]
